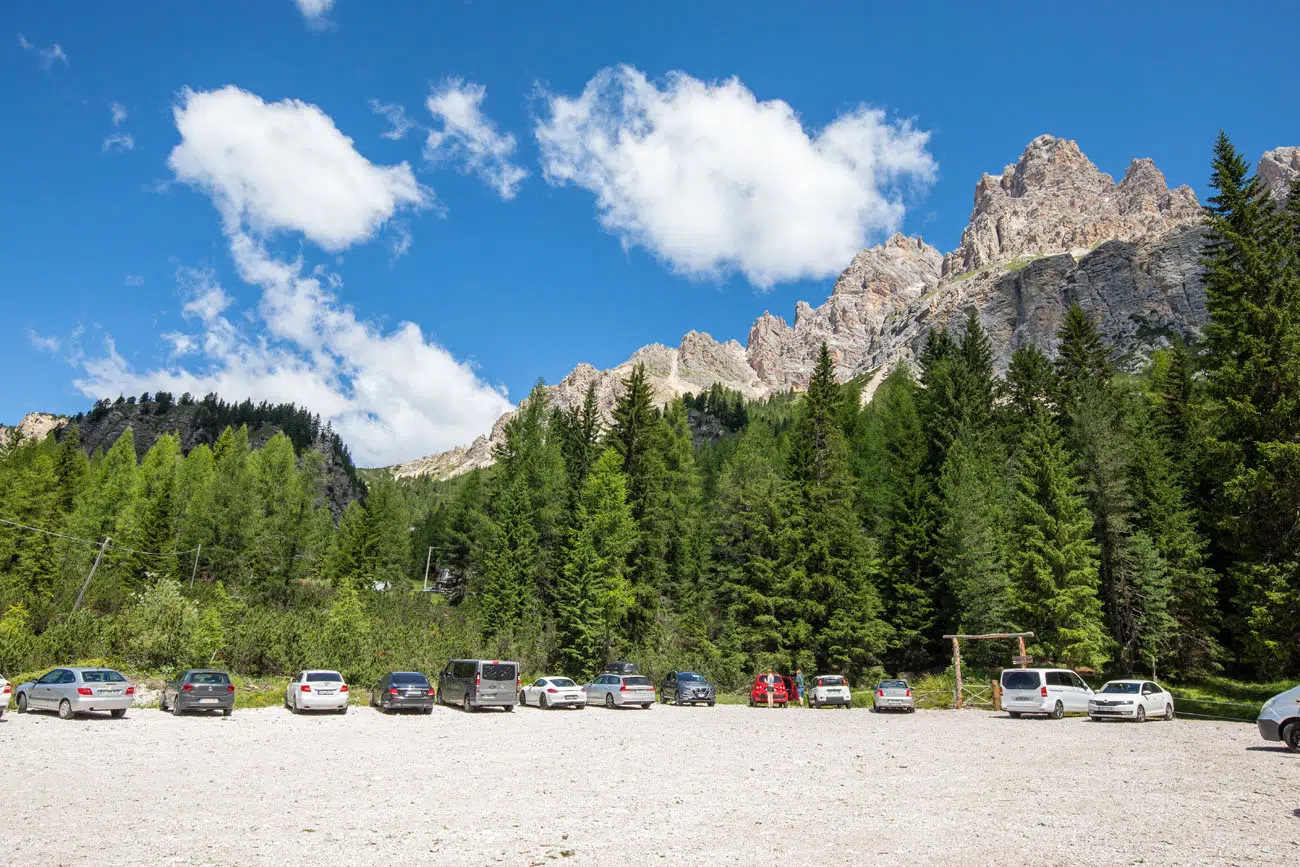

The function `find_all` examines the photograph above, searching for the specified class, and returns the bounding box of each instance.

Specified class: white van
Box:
[1000,668,1094,719]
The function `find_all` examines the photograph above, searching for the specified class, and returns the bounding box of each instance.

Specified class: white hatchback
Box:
[1089,680,1175,722]
[286,670,350,714]
[1001,668,1094,719]
[519,676,586,709]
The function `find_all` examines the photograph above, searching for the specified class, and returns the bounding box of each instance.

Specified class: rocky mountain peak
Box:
[1260,146,1300,201]
[942,135,1201,277]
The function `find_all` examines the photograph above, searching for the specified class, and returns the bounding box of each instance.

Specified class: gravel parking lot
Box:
[0,702,1294,866]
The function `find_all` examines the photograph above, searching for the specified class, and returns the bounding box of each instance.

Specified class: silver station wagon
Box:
[15,667,135,719]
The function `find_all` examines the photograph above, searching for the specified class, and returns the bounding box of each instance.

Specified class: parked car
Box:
[371,671,435,713]
[659,671,716,706]
[438,659,519,712]
[748,673,789,707]
[1256,683,1300,752]
[871,678,913,712]
[602,661,639,675]
[161,670,236,717]
[286,670,350,714]
[585,673,655,709]
[1000,668,1094,719]
[15,667,134,720]
[519,676,586,709]
[1087,680,1175,722]
[0,674,10,719]
[804,674,850,709]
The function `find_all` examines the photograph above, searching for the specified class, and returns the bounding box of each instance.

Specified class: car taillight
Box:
[182,683,194,692]
[3,684,11,694]
[227,684,235,693]
[300,684,312,692]
[546,688,558,694]
[905,689,912,697]
[126,686,135,695]
[1040,686,1048,697]
[389,687,399,696]
[77,687,93,696]
[427,688,436,696]
[340,685,349,692]
[517,673,521,689]
[877,689,884,697]
[619,683,628,692]
[475,673,481,689]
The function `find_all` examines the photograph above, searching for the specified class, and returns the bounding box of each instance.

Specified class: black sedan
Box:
[161,670,235,717]
[659,671,717,706]
[371,671,435,713]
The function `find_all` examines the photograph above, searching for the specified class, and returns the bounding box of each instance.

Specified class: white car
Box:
[808,674,853,708]
[1089,680,1175,722]
[519,676,586,709]
[1257,683,1300,751]
[1001,668,1094,719]
[1,675,9,719]
[285,670,350,714]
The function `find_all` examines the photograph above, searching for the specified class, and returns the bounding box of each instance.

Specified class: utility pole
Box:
[423,546,434,592]
[72,537,110,615]
[189,544,202,588]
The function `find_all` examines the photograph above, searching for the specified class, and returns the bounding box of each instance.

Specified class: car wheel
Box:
[503,702,514,713]
[1283,722,1300,753]
[540,693,548,710]
[675,690,683,706]
[707,700,715,707]
[58,699,73,720]
[642,703,652,710]
[17,693,28,714]
[222,708,232,718]
[291,695,300,715]
[423,706,433,715]
[111,708,127,719]
[519,691,527,707]
[1163,704,1174,721]
[172,698,184,717]
[1135,705,1146,723]
[339,705,348,715]
[462,694,473,713]
[605,694,615,709]
[160,695,169,713]
[1049,701,1064,720]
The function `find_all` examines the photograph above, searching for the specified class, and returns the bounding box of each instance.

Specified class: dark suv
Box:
[660,671,716,706]
[372,671,435,713]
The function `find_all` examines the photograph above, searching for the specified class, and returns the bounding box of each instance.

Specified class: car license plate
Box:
[564,695,576,701]
[318,689,335,695]
[98,689,121,695]
[199,698,219,704]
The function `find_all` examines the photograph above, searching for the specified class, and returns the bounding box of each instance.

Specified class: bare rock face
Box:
[393,136,1295,481]
[391,435,495,481]
[1260,147,1300,202]
[0,412,66,446]
[940,135,1200,278]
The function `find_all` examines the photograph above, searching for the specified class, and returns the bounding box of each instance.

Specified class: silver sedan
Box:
[16,667,134,719]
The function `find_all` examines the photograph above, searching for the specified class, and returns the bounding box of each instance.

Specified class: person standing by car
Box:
[794,670,805,706]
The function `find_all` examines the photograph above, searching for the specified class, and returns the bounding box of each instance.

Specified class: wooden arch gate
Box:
[942,631,1036,709]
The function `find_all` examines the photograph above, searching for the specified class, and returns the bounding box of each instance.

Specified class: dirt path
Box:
[0,703,1294,865]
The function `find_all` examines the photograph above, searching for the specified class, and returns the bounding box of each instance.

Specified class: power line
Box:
[0,516,200,557]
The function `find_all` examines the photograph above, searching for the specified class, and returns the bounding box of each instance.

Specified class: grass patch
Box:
[1164,676,1290,722]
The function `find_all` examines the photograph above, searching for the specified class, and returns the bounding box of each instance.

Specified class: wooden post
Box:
[993,679,1002,712]
[72,537,110,615]
[952,636,963,710]
[1017,634,1028,668]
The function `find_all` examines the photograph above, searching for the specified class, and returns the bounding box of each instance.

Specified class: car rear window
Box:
[1001,671,1041,690]
[81,670,126,683]
[307,672,342,683]
[624,676,653,687]
[820,676,847,687]
[190,672,230,685]
[550,678,576,688]
[877,679,904,689]
[482,663,517,682]
[392,673,428,685]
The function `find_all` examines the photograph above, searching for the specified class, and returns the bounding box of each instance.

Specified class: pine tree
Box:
[555,449,636,677]
[113,433,181,587]
[1011,410,1109,669]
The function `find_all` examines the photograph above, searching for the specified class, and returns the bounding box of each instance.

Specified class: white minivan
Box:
[1000,668,1094,719]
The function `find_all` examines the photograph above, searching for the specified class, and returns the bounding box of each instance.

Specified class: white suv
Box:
[1000,668,1094,719]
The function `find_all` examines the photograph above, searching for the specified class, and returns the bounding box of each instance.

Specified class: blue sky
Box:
[3,1,1297,465]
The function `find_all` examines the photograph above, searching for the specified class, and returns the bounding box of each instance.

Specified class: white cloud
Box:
[293,0,333,27]
[103,133,134,152]
[168,85,432,251]
[534,66,937,288]
[125,274,145,286]
[369,98,417,141]
[425,78,527,200]
[27,330,61,353]
[110,102,128,126]
[73,246,513,466]
[18,35,68,69]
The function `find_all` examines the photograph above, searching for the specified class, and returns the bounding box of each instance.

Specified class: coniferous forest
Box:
[2,135,1299,690]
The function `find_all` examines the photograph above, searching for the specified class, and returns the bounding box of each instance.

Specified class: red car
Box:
[749,673,789,707]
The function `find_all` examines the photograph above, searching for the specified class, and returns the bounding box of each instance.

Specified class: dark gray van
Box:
[438,659,519,712]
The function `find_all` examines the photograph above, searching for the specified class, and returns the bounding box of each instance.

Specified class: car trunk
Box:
[477,664,517,702]
[186,680,230,706]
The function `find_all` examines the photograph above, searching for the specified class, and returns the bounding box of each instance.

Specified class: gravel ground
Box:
[0,701,1295,866]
